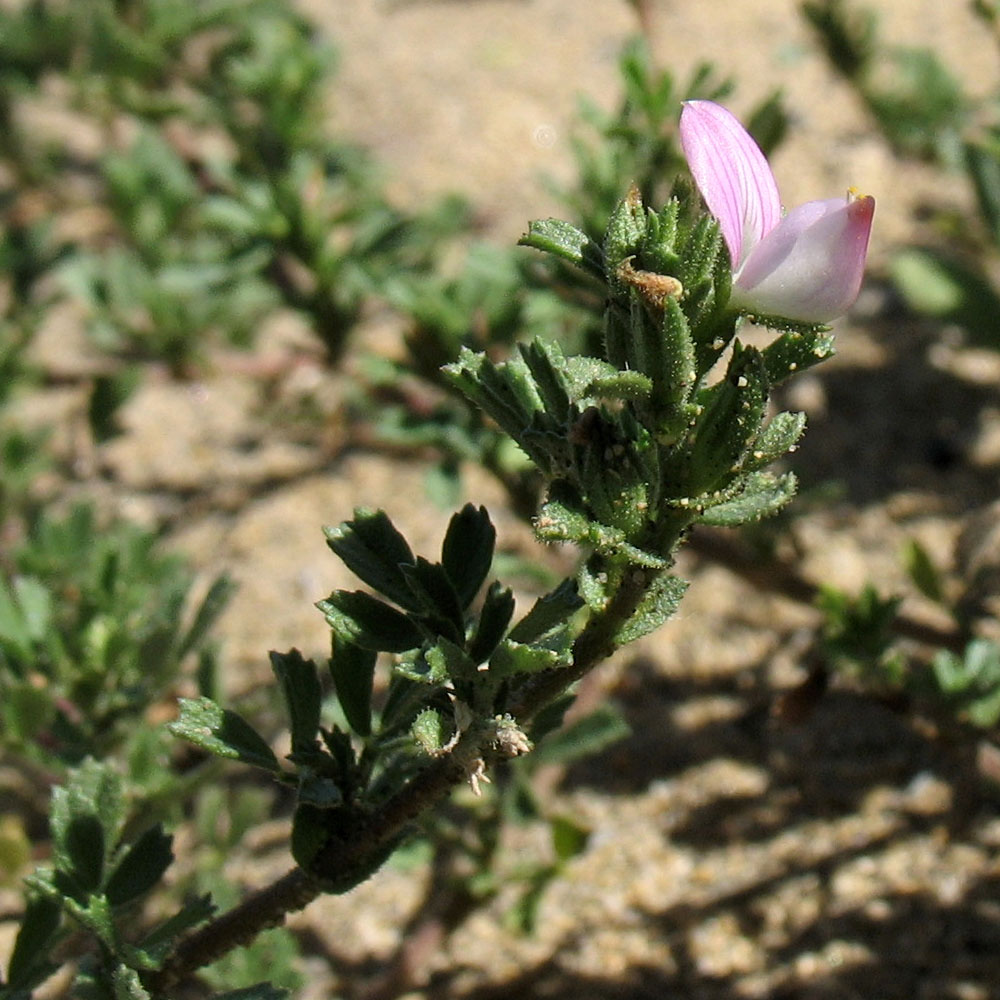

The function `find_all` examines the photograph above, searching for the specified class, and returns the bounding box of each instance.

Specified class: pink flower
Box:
[679,100,874,324]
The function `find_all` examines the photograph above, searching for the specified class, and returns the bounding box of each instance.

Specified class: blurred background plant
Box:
[796,530,1000,736]
[790,0,1000,744]
[0,0,467,374]
[803,0,1000,351]
[0,504,232,771]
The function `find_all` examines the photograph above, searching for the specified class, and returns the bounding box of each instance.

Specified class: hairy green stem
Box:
[509,559,661,721]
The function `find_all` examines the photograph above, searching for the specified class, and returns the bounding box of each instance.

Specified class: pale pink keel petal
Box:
[680,100,875,323]
[732,194,875,323]
[679,100,781,270]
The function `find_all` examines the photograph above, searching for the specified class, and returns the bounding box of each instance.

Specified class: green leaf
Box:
[323,510,418,611]
[50,761,124,898]
[112,963,151,1000]
[442,349,546,464]
[63,891,116,948]
[104,825,173,907]
[490,639,561,677]
[550,815,590,862]
[270,650,322,753]
[577,442,621,530]
[394,648,448,686]
[424,461,461,510]
[578,558,610,611]
[535,488,592,544]
[88,368,140,443]
[441,504,497,611]
[11,576,52,643]
[746,89,789,157]
[930,640,1000,728]
[890,246,1000,348]
[580,368,653,403]
[505,870,555,936]
[468,582,516,664]
[967,134,1000,247]
[533,703,630,767]
[201,195,266,238]
[641,297,697,429]
[328,635,376,738]
[537,490,666,567]
[63,815,106,894]
[902,539,945,604]
[697,472,798,526]
[6,896,60,990]
[563,356,644,402]
[528,694,576,746]
[169,697,280,772]
[177,574,236,661]
[0,575,35,660]
[518,218,603,277]
[518,340,572,423]
[138,894,215,957]
[802,0,875,78]
[290,803,329,871]
[400,558,465,641]
[760,327,835,384]
[588,530,663,571]
[603,300,632,371]
[819,584,900,664]
[604,188,646,280]
[616,574,688,644]
[322,725,359,782]
[865,48,965,159]
[1,683,54,743]
[686,342,767,494]
[377,674,419,731]
[586,453,648,538]
[411,708,447,754]
[425,638,477,685]
[508,579,582,644]
[677,215,726,328]
[968,688,1000,729]
[933,647,977,695]
[742,411,806,472]
[317,590,424,653]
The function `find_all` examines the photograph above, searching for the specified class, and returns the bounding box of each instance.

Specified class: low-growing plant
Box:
[0,504,233,771]
[0,0,469,371]
[1,94,880,996]
[806,538,1000,733]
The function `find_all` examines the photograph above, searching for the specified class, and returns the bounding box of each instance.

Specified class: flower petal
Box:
[732,194,875,323]
[680,100,782,270]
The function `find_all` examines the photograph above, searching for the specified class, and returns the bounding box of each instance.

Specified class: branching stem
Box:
[147,544,676,995]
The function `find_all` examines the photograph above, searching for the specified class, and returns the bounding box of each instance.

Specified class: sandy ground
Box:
[11,0,1000,997]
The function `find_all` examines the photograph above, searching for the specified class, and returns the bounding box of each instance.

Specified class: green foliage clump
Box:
[0,0,468,371]
[0,504,232,768]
